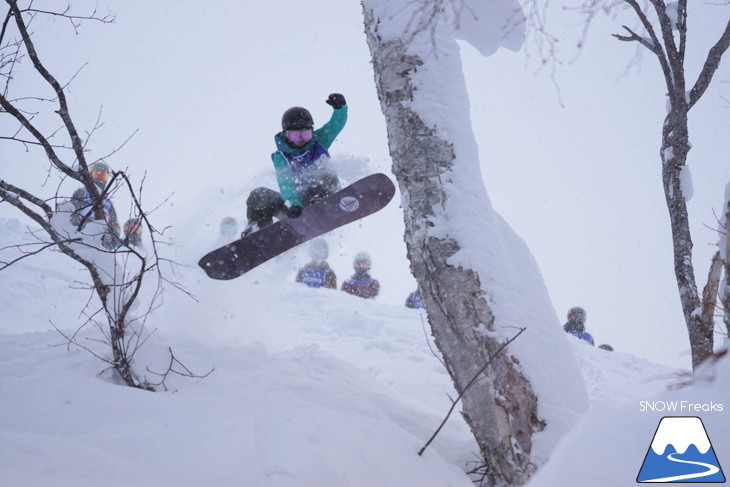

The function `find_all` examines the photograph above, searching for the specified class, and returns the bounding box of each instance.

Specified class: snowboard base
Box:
[198,173,395,280]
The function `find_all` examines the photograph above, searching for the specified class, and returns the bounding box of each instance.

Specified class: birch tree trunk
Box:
[362,7,542,486]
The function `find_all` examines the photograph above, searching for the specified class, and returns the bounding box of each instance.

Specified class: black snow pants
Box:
[245,174,339,228]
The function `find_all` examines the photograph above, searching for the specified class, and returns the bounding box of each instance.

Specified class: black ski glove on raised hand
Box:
[326,93,346,109]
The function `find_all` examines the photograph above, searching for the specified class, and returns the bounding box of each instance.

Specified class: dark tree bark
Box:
[613,0,730,368]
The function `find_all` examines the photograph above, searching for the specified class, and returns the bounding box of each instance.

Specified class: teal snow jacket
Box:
[272,105,348,207]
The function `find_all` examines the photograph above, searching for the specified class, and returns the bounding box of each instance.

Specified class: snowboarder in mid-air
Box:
[242,93,348,236]
[295,238,337,289]
[563,306,594,346]
[70,161,121,250]
[342,252,380,299]
[197,93,395,281]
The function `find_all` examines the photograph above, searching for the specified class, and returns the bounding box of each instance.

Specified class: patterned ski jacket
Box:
[272,106,348,207]
[70,188,120,235]
[341,271,380,299]
[295,262,337,289]
[69,187,121,250]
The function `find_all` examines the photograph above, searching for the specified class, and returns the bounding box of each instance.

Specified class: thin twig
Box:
[418,327,526,456]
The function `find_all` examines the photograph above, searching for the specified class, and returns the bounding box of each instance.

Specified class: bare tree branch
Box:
[0,239,78,270]
[145,348,214,392]
[614,25,662,54]
[0,179,53,217]
[418,328,526,456]
[622,0,674,93]
[0,2,195,390]
[701,251,724,336]
[689,18,730,108]
[6,0,87,171]
[20,5,115,28]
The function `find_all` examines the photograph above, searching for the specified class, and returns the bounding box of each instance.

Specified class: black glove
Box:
[326,93,346,109]
[287,205,303,219]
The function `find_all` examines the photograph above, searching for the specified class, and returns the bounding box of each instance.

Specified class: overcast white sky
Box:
[2,1,728,369]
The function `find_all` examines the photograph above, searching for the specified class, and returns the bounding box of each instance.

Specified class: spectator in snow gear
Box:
[69,161,121,250]
[219,216,239,239]
[563,306,594,346]
[405,289,424,309]
[242,93,348,236]
[341,252,380,299]
[210,216,239,249]
[295,238,337,289]
[123,218,144,248]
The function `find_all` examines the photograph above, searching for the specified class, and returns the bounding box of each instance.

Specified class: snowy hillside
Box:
[5,216,727,487]
[2,0,730,485]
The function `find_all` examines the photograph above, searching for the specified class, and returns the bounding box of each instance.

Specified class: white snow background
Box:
[1,1,729,486]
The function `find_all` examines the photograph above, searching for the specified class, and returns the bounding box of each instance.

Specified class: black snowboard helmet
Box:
[282,107,314,131]
[567,306,586,324]
[353,252,371,272]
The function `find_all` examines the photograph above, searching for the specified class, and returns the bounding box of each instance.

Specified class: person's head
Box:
[309,238,329,263]
[567,306,586,325]
[353,252,371,273]
[598,344,614,352]
[282,106,314,148]
[219,216,238,236]
[124,218,143,237]
[89,162,111,187]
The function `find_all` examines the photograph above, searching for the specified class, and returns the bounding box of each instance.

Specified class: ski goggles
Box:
[91,168,109,183]
[286,129,313,143]
[124,221,142,235]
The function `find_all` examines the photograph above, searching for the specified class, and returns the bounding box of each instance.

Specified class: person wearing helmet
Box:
[562,306,594,346]
[122,218,144,248]
[219,216,239,238]
[69,161,121,250]
[341,251,380,299]
[243,93,348,235]
[295,238,337,289]
[405,289,424,309]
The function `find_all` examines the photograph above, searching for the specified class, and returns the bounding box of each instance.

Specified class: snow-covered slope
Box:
[526,344,730,487]
[0,217,479,486]
[5,216,726,487]
[2,0,729,485]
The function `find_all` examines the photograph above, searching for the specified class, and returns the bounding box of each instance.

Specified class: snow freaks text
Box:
[639,401,724,413]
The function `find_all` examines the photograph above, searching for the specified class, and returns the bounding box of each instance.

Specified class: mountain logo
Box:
[637,416,725,483]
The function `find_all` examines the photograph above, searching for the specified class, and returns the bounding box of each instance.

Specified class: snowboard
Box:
[198,173,396,280]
